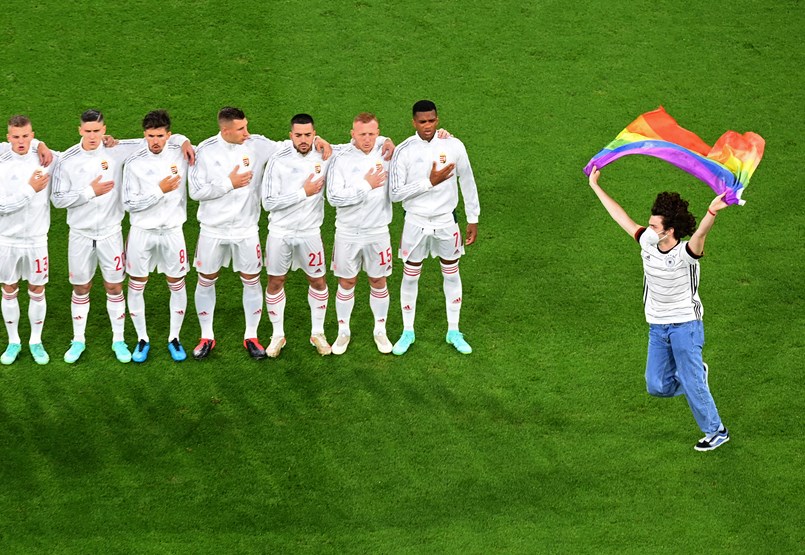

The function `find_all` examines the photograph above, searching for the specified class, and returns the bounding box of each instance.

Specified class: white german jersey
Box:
[189,133,284,239]
[326,141,391,234]
[0,146,54,246]
[637,227,704,324]
[262,146,328,235]
[389,134,480,228]
[122,141,188,230]
[51,139,147,239]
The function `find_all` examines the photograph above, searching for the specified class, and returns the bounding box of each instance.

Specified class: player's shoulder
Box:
[269,144,295,163]
[60,143,84,163]
[0,150,13,163]
[195,135,221,153]
[124,146,151,167]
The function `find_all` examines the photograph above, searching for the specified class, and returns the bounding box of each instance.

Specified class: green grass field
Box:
[1,0,803,552]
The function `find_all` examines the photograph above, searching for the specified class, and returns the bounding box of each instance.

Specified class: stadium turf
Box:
[0,0,802,552]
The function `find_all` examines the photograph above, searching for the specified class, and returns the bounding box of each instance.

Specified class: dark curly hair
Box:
[651,192,697,239]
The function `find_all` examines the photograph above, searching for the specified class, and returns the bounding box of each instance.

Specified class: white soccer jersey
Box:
[51,138,161,239]
[262,145,329,235]
[189,133,285,239]
[326,141,391,234]
[637,227,704,324]
[389,134,480,228]
[122,141,188,230]
[0,146,54,246]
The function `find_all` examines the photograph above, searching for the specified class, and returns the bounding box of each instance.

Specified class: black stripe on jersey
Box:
[0,151,13,163]
[124,147,150,165]
[58,144,84,163]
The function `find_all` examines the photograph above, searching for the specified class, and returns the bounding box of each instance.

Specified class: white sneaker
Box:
[331,333,350,355]
[310,333,331,355]
[265,336,286,358]
[373,332,393,354]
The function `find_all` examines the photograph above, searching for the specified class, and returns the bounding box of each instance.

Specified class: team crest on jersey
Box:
[664,256,676,268]
[101,160,109,170]
[314,163,322,174]
[439,153,447,164]
[242,156,250,167]
[375,162,383,172]
[170,165,179,175]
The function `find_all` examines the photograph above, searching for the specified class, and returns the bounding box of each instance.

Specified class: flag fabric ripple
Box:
[583,107,765,205]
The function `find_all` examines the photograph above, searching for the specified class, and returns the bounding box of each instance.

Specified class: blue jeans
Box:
[646,320,722,434]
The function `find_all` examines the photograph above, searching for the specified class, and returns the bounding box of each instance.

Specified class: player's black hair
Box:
[290,113,314,128]
[142,109,171,131]
[412,100,437,117]
[81,109,104,124]
[651,192,697,239]
[218,106,246,122]
[7,115,31,128]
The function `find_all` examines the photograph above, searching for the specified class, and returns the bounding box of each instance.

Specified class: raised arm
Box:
[587,166,641,237]
[688,193,728,256]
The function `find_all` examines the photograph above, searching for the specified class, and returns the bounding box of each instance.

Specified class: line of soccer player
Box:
[0,100,480,365]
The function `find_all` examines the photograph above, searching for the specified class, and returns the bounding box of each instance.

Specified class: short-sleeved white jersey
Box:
[389,134,480,229]
[122,141,188,230]
[0,146,54,246]
[326,141,391,234]
[636,227,704,324]
[261,145,329,236]
[189,133,284,239]
[51,138,155,239]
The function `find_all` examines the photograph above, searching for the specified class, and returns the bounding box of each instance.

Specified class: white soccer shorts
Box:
[193,233,263,275]
[265,233,327,278]
[126,226,189,278]
[398,221,465,263]
[331,230,393,279]
[68,231,126,285]
[0,243,49,286]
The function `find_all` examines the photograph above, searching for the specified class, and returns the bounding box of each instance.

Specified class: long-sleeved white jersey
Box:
[261,145,330,236]
[122,140,189,230]
[389,134,480,228]
[51,137,174,239]
[325,141,392,234]
[0,144,54,246]
[189,133,285,239]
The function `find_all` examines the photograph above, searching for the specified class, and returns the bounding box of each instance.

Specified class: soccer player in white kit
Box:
[122,110,194,363]
[261,114,334,357]
[52,109,192,364]
[588,166,731,451]
[189,107,332,360]
[0,116,55,365]
[325,113,395,355]
[389,100,480,356]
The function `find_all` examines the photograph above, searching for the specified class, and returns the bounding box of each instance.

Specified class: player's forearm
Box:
[0,192,34,215]
[590,183,638,235]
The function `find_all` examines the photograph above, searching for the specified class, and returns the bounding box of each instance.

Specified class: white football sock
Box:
[127,280,148,342]
[241,275,263,339]
[28,289,47,344]
[400,263,421,331]
[335,285,355,335]
[195,275,217,339]
[168,278,187,342]
[71,292,90,343]
[106,292,126,343]
[369,286,390,335]
[308,286,328,335]
[2,287,20,344]
[441,261,462,331]
[265,289,286,338]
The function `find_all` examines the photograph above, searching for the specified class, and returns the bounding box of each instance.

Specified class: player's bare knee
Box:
[104,281,123,295]
[73,283,92,295]
[2,283,19,293]
[307,275,327,291]
[267,275,286,294]
[339,276,358,289]
[28,284,45,294]
[368,276,386,289]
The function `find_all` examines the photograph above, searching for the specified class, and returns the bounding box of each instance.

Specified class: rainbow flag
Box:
[583,107,765,205]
